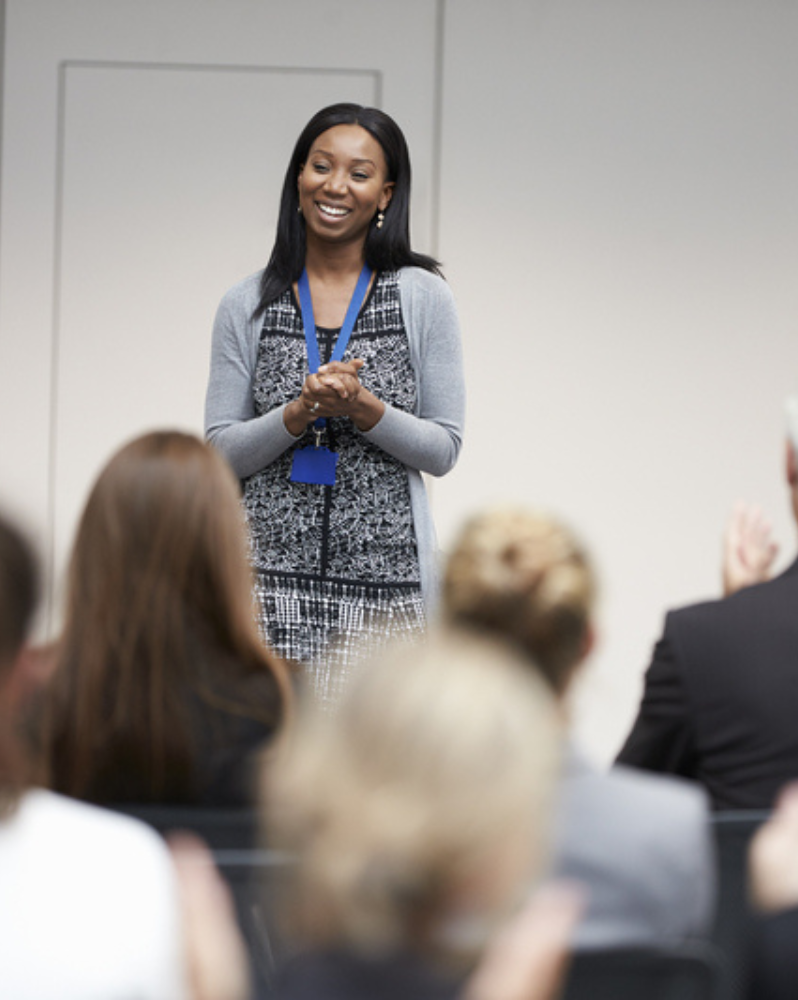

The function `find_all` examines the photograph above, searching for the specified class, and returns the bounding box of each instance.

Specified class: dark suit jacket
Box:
[617,557,798,810]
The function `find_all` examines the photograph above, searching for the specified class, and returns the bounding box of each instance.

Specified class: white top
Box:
[0,789,187,1000]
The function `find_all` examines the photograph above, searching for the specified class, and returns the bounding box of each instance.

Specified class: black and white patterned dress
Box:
[243,271,426,703]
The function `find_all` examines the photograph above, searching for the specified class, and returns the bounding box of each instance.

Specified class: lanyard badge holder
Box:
[290,264,372,487]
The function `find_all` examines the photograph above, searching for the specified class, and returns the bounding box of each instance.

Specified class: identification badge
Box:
[290,446,338,486]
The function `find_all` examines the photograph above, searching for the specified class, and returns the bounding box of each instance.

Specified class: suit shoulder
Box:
[666,564,798,634]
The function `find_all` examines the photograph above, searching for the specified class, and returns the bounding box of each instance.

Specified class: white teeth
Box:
[318,204,348,217]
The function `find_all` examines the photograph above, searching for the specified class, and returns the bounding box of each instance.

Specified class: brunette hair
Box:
[0,511,38,670]
[44,431,291,803]
[443,507,596,695]
[0,510,39,810]
[267,627,560,958]
[255,102,442,314]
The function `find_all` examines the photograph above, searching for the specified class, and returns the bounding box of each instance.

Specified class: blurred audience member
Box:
[266,627,578,1000]
[169,832,251,1000]
[444,506,714,948]
[747,782,798,1000]
[42,430,291,807]
[617,394,798,810]
[0,506,189,999]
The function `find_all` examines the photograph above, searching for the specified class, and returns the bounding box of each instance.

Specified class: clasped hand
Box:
[301,359,365,418]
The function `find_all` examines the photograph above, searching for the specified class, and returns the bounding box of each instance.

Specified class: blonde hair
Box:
[443,507,596,694]
[267,627,561,958]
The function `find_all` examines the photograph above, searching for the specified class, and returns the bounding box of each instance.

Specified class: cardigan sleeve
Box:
[360,268,465,477]
[204,274,302,480]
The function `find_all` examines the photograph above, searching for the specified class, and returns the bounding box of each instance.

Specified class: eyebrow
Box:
[312,148,377,167]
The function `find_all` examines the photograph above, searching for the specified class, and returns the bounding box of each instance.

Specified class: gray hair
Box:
[786,394,798,454]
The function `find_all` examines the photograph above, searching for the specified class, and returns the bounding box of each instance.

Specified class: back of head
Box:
[786,394,798,496]
[268,627,561,960]
[47,430,288,802]
[64,430,254,648]
[0,510,38,673]
[0,509,39,806]
[786,393,798,454]
[443,507,596,695]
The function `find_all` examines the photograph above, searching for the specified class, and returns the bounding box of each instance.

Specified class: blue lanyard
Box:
[297,264,373,375]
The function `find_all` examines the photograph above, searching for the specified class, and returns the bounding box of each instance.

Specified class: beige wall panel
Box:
[54,63,377,585]
[438,0,798,761]
[0,0,440,623]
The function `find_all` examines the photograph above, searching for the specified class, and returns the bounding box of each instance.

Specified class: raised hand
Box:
[722,501,779,597]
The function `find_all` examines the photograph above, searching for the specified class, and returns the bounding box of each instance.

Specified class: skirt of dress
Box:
[255,574,427,707]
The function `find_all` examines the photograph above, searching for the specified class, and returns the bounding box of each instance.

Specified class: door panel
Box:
[0,0,441,622]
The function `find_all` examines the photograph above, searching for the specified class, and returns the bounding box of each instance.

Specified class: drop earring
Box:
[376,211,385,230]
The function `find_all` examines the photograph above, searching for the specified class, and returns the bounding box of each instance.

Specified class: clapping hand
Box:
[463,883,584,1000]
[169,833,251,1000]
[749,782,798,914]
[722,501,779,597]
[301,359,365,418]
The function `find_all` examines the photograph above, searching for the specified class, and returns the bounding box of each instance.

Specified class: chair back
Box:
[110,803,260,850]
[563,943,724,1000]
[710,810,770,1000]
[112,804,294,995]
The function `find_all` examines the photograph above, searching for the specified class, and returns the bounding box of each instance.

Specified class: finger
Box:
[318,375,352,398]
[318,358,365,376]
[307,384,343,403]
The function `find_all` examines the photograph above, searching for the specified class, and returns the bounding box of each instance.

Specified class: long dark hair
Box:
[43,431,292,804]
[255,103,442,316]
[0,511,39,812]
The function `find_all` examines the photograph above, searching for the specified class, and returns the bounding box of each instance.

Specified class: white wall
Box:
[0,0,440,611]
[2,0,797,762]
[434,0,798,761]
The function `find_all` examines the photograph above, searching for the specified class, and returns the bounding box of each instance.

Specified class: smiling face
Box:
[298,124,394,252]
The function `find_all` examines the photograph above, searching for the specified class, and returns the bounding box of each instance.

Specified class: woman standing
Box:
[205,103,464,702]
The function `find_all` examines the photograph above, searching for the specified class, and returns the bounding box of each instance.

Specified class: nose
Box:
[323,169,348,196]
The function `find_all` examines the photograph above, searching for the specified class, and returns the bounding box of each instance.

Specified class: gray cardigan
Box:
[204,266,465,612]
